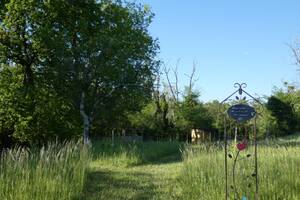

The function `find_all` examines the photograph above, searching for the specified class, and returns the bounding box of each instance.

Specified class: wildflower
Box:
[236,139,247,151]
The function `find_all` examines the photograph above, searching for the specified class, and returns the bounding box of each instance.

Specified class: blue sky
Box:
[136,0,300,102]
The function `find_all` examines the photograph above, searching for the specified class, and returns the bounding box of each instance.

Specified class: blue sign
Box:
[227,104,256,122]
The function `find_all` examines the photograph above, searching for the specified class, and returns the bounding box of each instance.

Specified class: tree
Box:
[204,100,225,139]
[128,73,175,140]
[0,1,83,145]
[0,0,158,144]
[290,42,300,72]
[49,1,158,144]
[0,65,81,146]
[266,95,297,136]
[0,0,48,85]
[175,90,213,140]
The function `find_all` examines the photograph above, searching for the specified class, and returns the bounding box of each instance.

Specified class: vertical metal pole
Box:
[224,115,228,200]
[254,117,258,200]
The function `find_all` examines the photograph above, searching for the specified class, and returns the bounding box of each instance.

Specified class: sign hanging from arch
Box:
[227,104,256,122]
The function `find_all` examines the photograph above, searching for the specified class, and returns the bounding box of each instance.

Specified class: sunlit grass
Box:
[0,141,90,200]
[0,139,299,200]
[83,141,183,200]
[177,143,300,200]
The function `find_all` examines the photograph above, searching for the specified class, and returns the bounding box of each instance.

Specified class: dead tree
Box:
[163,59,180,102]
[288,43,300,71]
[185,61,199,95]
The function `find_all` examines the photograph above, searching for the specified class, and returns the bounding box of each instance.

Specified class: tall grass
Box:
[0,141,90,200]
[177,143,300,200]
[2,139,298,200]
[90,140,182,167]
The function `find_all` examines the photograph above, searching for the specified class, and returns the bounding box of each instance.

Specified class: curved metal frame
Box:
[221,83,261,200]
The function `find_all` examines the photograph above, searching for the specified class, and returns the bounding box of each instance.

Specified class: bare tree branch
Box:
[172,59,180,101]
[163,64,177,101]
[185,61,199,94]
[163,59,181,101]
[287,43,300,71]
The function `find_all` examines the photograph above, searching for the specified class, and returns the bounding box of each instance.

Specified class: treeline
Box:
[0,1,299,147]
[127,77,300,141]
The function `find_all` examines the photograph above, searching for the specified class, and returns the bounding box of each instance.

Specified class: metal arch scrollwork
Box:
[234,82,247,96]
[234,83,247,89]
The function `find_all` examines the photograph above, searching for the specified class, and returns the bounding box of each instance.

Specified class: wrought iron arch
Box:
[220,83,263,200]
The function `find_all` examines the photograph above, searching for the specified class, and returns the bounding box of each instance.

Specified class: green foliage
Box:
[128,90,214,140]
[128,94,175,139]
[266,87,299,136]
[42,0,158,141]
[0,0,298,145]
[176,91,213,132]
[0,66,81,146]
[128,102,157,130]
[0,0,158,145]
[256,107,278,138]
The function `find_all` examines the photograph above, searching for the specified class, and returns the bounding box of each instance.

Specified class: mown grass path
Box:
[80,137,300,200]
[82,153,182,200]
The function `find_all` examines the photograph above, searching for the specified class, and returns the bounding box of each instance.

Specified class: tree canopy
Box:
[0,0,158,145]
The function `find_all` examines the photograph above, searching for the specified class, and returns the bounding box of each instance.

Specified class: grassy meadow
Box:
[0,137,299,200]
[179,143,300,200]
[0,141,90,200]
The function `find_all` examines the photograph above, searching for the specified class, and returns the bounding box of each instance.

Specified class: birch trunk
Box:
[80,91,91,145]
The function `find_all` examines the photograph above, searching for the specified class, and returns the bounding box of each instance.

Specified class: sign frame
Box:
[220,83,262,200]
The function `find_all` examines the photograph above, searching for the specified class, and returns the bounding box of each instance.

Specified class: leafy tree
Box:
[0,65,80,146]
[204,100,227,140]
[266,95,297,136]
[128,91,175,140]
[0,0,158,145]
[46,1,158,144]
[0,0,48,85]
[175,90,213,140]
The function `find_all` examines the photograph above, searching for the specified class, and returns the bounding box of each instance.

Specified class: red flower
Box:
[236,139,247,151]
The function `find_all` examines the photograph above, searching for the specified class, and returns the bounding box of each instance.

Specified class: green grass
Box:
[90,140,183,166]
[84,140,299,200]
[81,140,183,200]
[177,143,300,200]
[0,141,90,200]
[0,139,299,200]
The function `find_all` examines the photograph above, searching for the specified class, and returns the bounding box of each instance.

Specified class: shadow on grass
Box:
[77,149,182,200]
[259,140,300,147]
[76,141,184,200]
[79,170,159,200]
[133,151,183,166]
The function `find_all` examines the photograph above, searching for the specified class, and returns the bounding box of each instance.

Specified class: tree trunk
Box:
[234,125,238,143]
[80,91,91,145]
[23,64,34,85]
